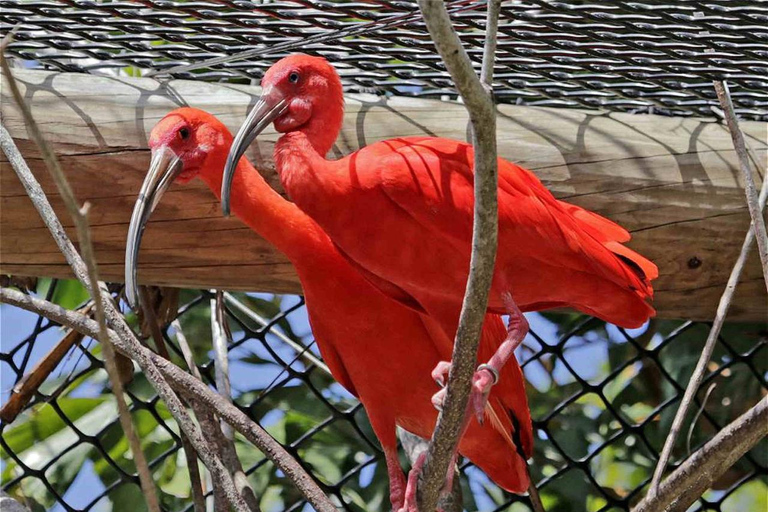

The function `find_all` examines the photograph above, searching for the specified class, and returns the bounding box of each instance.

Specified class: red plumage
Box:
[222,53,658,510]
[279,133,656,331]
[146,108,534,509]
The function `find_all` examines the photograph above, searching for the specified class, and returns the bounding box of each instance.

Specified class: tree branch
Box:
[0,39,162,512]
[714,81,768,291]
[648,91,768,496]
[415,2,500,510]
[170,320,207,512]
[212,291,261,511]
[634,397,768,512]
[0,93,326,508]
[0,287,337,512]
[0,307,88,423]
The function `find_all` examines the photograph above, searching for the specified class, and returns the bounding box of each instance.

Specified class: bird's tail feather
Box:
[564,203,658,297]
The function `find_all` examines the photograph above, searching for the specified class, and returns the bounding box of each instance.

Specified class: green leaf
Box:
[2,397,109,457]
[109,482,149,512]
[721,478,767,512]
[50,279,90,310]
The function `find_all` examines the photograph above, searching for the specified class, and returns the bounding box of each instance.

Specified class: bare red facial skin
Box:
[258,54,345,155]
[274,98,312,133]
[148,108,230,183]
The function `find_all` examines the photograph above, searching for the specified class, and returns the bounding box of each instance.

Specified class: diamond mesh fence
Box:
[0,0,766,120]
[1,281,766,512]
[0,1,767,511]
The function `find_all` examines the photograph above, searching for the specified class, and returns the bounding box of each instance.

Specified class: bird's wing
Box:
[370,137,655,294]
[317,338,358,398]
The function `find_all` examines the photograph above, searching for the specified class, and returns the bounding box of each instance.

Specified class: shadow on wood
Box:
[1,69,765,321]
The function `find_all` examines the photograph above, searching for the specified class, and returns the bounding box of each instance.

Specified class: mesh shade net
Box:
[0,0,766,119]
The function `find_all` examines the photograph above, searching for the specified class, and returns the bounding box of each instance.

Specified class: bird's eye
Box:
[178,127,190,140]
[288,71,300,84]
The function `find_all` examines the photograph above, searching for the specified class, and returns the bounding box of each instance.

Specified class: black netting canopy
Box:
[1,0,766,120]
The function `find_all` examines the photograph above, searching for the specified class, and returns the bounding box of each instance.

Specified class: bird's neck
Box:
[274,131,346,215]
[198,153,331,264]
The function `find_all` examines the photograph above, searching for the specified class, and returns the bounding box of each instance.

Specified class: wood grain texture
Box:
[1,69,766,321]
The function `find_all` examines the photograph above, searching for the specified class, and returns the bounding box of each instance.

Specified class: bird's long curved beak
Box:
[222,86,288,217]
[125,146,183,309]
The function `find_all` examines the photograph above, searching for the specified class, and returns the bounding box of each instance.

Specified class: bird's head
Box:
[148,107,231,184]
[126,108,232,308]
[259,53,343,135]
[221,54,344,216]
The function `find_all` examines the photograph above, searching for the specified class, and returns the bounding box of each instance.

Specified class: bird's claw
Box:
[470,367,497,425]
[431,361,452,388]
[431,387,446,412]
[429,362,500,425]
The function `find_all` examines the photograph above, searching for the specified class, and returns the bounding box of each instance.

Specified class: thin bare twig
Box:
[0,288,337,512]
[167,322,207,512]
[182,430,208,512]
[0,303,92,423]
[0,39,162,511]
[173,319,233,512]
[714,81,768,291]
[634,397,768,512]
[415,2,501,510]
[686,383,717,456]
[138,287,172,359]
[212,291,234,438]
[0,121,251,511]
[138,286,217,510]
[212,292,261,511]
[648,93,768,497]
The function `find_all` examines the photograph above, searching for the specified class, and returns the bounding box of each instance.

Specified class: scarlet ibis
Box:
[222,54,658,422]
[125,108,533,511]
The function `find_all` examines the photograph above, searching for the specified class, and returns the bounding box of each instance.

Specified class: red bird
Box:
[222,54,658,420]
[125,108,533,511]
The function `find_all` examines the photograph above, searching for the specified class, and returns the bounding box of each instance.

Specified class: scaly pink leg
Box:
[431,291,529,424]
[441,450,460,498]
[384,446,407,511]
[398,451,452,512]
[398,452,426,512]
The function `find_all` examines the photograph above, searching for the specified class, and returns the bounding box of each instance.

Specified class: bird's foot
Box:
[430,361,499,425]
[396,451,447,512]
[397,452,424,512]
[431,361,452,388]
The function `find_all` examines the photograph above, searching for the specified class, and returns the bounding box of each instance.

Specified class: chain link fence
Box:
[1,281,766,511]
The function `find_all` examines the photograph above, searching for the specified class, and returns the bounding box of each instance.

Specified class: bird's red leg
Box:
[384,446,407,511]
[469,291,529,422]
[397,448,457,512]
[431,292,529,424]
[399,451,426,512]
[441,450,460,498]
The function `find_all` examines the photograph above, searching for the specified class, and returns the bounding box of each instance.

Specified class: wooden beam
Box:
[1,69,765,322]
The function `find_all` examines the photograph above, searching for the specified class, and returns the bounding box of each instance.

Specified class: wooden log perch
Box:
[1,69,766,322]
